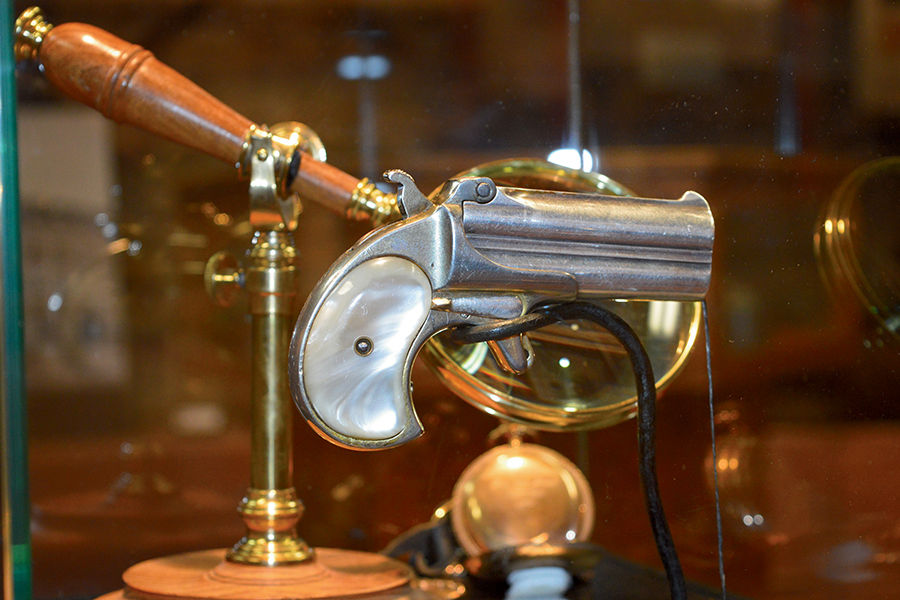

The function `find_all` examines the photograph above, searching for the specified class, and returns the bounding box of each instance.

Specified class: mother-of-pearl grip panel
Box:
[302,256,432,440]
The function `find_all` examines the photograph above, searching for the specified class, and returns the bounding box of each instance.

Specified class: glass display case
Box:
[3,1,898,599]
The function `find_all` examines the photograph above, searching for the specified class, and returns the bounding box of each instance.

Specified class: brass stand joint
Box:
[237,122,327,231]
[245,230,296,316]
[243,130,298,231]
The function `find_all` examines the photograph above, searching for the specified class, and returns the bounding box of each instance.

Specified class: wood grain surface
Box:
[290,157,361,217]
[40,23,253,165]
[118,548,411,599]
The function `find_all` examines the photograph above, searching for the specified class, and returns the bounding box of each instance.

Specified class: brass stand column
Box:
[213,127,322,565]
[227,229,312,565]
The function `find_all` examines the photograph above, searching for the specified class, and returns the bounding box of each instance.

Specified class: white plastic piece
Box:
[304,256,431,440]
[506,566,572,599]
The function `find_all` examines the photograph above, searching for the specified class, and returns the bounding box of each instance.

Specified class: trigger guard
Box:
[290,256,432,450]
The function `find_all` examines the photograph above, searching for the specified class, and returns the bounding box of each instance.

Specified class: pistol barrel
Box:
[462,187,714,300]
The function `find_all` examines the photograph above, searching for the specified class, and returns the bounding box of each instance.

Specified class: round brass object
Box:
[204,250,242,307]
[270,121,327,162]
[450,443,594,558]
[423,159,702,430]
[815,157,900,344]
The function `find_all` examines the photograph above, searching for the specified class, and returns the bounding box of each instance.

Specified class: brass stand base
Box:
[227,487,313,565]
[96,548,413,600]
[226,532,313,565]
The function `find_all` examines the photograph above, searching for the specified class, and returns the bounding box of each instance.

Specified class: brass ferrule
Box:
[347,178,400,227]
[15,7,53,62]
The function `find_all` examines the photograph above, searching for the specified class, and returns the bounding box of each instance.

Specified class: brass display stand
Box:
[16,8,412,599]
[82,133,412,597]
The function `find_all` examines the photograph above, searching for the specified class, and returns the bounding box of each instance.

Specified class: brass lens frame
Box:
[423,159,702,431]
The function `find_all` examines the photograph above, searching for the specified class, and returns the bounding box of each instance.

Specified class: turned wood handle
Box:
[40,22,251,164]
[29,18,359,214]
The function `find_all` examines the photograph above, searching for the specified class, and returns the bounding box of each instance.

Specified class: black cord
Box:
[452,302,688,600]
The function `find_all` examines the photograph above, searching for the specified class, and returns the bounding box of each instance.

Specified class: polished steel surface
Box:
[290,168,713,449]
[463,187,713,298]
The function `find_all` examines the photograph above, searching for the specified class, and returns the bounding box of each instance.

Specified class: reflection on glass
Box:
[815,157,900,345]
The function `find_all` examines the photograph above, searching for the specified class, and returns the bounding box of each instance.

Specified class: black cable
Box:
[450,311,555,343]
[452,302,688,600]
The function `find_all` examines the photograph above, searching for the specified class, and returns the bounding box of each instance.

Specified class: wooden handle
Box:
[24,13,362,214]
[40,22,253,165]
[290,158,361,215]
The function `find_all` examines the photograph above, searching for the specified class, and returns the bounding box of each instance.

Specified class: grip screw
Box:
[354,337,374,356]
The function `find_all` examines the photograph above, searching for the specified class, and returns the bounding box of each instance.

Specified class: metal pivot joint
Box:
[244,128,298,232]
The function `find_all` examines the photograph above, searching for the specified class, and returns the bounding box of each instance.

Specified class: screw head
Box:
[354,337,374,356]
[474,180,495,202]
[256,148,269,161]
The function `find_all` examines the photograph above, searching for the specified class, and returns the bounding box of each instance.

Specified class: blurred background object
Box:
[11,1,899,599]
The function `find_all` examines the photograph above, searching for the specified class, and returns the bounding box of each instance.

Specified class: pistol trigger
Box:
[384,169,432,217]
[486,334,534,375]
